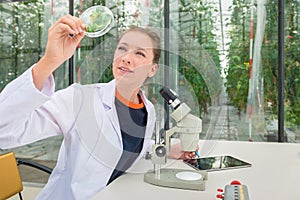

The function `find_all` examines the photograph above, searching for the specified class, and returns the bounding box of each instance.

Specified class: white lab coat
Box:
[0,67,156,200]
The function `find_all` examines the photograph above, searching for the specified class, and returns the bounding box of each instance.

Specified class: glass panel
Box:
[1,0,300,184]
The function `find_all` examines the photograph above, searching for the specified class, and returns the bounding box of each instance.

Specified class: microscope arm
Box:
[165,112,202,154]
[165,126,179,154]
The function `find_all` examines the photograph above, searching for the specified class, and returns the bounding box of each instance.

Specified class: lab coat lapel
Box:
[139,90,155,140]
[101,80,122,145]
[137,92,155,152]
[126,91,156,171]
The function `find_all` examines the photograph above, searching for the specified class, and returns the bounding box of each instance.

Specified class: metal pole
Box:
[68,0,74,85]
[278,0,285,142]
[164,0,170,130]
[218,0,225,52]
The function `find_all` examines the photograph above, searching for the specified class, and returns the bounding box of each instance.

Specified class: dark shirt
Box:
[107,95,147,185]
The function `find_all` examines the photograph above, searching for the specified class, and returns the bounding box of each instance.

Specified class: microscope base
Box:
[144,168,207,191]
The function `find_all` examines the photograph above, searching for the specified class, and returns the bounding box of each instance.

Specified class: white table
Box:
[92,140,300,200]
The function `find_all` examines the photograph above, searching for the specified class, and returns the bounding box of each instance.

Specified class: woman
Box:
[0,15,194,199]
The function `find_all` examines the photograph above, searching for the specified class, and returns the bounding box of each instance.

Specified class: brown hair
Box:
[118,27,161,64]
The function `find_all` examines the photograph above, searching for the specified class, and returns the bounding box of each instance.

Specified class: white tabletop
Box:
[92,140,300,200]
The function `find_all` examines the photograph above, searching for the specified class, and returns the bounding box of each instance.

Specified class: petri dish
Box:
[80,5,114,38]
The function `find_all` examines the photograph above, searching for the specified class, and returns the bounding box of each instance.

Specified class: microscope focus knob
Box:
[151,144,167,165]
[155,145,166,157]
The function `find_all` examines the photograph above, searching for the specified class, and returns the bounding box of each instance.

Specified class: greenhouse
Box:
[0,0,299,199]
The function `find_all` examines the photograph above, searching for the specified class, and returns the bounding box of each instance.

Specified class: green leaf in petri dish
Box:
[85,7,112,33]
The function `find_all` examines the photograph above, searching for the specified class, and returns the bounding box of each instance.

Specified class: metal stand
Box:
[144,87,207,191]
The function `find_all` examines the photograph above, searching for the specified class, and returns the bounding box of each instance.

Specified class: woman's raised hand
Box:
[44,14,85,67]
[33,15,85,89]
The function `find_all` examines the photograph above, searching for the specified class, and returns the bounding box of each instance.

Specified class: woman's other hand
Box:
[168,142,199,160]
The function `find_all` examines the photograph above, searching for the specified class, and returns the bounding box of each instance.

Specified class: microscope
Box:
[144,87,207,190]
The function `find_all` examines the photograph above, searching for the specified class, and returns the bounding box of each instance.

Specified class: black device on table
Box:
[183,155,252,172]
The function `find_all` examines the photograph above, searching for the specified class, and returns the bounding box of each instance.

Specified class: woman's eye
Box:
[136,51,146,57]
[118,46,127,51]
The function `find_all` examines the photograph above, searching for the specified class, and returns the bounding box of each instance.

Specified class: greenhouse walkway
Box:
[203,86,265,142]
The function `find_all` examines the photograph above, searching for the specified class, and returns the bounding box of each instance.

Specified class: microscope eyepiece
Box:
[159,87,181,109]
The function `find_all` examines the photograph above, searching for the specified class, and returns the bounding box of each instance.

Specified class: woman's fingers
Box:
[50,14,85,36]
[60,14,85,34]
[184,151,196,159]
[168,143,200,160]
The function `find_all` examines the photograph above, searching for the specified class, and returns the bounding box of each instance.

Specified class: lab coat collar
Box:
[101,79,116,110]
[101,79,153,117]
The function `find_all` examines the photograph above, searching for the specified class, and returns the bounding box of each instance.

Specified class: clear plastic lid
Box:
[80,5,114,38]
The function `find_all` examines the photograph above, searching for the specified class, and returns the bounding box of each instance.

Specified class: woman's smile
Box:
[117,66,134,74]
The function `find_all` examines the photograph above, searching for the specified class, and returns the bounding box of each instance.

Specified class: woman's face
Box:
[113,31,158,90]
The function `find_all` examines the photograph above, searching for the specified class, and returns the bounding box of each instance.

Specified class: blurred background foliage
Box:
[225,0,300,130]
[0,0,299,135]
